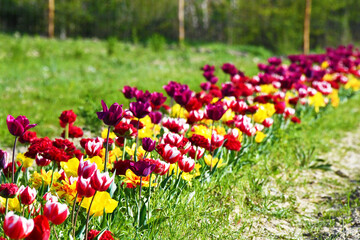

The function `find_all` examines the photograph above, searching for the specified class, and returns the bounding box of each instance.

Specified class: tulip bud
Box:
[18,186,37,205]
[3,212,34,239]
[178,156,195,172]
[142,138,156,152]
[129,161,156,177]
[90,170,114,191]
[0,149,8,170]
[78,158,97,179]
[76,177,96,198]
[44,201,69,225]
[6,115,37,137]
[35,154,51,167]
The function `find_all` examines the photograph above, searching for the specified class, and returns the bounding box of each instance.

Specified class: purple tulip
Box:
[6,115,37,137]
[174,89,192,107]
[135,90,151,103]
[203,71,215,80]
[0,150,7,170]
[221,83,234,97]
[129,161,156,177]
[221,63,238,76]
[163,81,180,97]
[97,100,124,126]
[150,92,167,107]
[142,138,156,152]
[206,103,226,121]
[209,76,219,84]
[149,111,162,124]
[200,82,211,91]
[201,65,215,72]
[268,57,282,66]
[122,86,136,99]
[129,101,152,119]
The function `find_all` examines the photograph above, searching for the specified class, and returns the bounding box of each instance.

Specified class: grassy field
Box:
[0,34,273,146]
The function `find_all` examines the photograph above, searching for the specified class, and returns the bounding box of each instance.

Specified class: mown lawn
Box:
[0,34,273,146]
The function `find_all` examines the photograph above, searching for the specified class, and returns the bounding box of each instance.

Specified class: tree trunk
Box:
[178,0,185,45]
[303,0,312,54]
[48,0,55,38]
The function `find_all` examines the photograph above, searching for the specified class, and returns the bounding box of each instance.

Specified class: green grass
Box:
[0,34,272,146]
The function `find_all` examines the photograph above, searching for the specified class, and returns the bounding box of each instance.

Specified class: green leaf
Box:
[94,227,108,240]
[14,163,24,183]
[139,202,147,227]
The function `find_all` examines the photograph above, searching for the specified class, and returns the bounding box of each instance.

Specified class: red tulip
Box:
[19,186,37,205]
[159,144,182,164]
[178,156,195,172]
[25,215,50,240]
[90,170,114,191]
[262,118,274,128]
[3,211,34,239]
[59,110,77,127]
[44,201,69,225]
[0,183,19,198]
[188,146,205,160]
[76,177,96,197]
[35,155,51,167]
[78,158,97,179]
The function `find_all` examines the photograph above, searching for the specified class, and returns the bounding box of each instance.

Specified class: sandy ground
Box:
[241,126,360,239]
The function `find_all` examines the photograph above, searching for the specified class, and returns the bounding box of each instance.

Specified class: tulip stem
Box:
[73,196,84,238]
[84,192,97,240]
[52,225,60,240]
[5,197,9,214]
[65,123,69,139]
[134,119,140,162]
[71,193,79,226]
[148,173,152,220]
[49,161,56,189]
[104,126,111,172]
[209,121,214,171]
[11,136,18,183]
[137,177,143,227]
[122,138,127,161]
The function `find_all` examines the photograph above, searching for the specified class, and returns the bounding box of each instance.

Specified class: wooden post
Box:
[178,0,185,45]
[303,0,312,54]
[48,0,55,38]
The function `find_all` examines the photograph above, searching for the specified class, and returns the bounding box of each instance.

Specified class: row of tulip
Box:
[1,45,360,239]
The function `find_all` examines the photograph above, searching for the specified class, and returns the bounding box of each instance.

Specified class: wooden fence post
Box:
[178,0,185,46]
[48,0,55,38]
[303,0,312,54]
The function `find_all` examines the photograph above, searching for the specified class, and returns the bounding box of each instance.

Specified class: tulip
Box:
[206,103,226,121]
[188,146,205,160]
[148,159,170,175]
[129,161,156,177]
[19,186,37,205]
[122,86,136,99]
[85,139,103,157]
[112,160,132,175]
[142,138,156,152]
[19,131,38,144]
[178,156,195,172]
[25,215,50,240]
[174,89,192,107]
[6,115,37,137]
[0,149,7,170]
[129,160,156,228]
[159,144,182,164]
[150,92,167,109]
[35,155,51,167]
[262,118,274,128]
[97,100,124,126]
[0,183,18,198]
[149,111,162,124]
[76,177,96,198]
[44,201,69,225]
[59,110,77,126]
[87,229,114,240]
[90,170,114,191]
[43,192,58,202]
[129,101,152,119]
[3,211,34,239]
[162,132,184,147]
[78,158,97,179]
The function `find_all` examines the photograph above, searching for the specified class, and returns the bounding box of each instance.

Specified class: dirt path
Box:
[242,126,360,239]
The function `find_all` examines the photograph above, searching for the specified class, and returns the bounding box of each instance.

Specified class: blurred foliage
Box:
[0,0,359,53]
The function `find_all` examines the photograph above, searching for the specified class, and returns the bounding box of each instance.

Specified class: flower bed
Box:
[1,45,360,239]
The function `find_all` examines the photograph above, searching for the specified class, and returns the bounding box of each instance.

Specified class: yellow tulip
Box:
[81,191,118,217]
